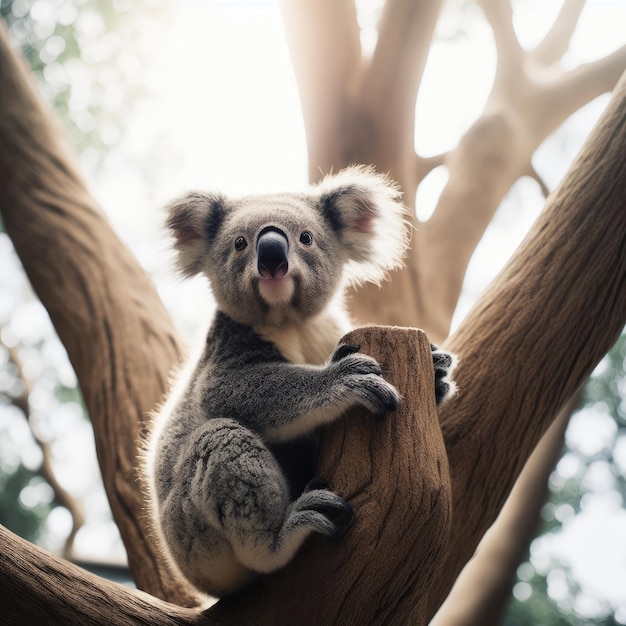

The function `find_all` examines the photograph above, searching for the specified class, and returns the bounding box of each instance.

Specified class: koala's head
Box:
[165,166,409,327]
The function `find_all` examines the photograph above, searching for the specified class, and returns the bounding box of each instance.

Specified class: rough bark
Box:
[0,327,448,625]
[430,400,576,625]
[428,77,626,615]
[0,21,197,606]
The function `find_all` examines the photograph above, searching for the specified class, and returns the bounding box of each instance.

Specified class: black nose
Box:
[257,228,289,278]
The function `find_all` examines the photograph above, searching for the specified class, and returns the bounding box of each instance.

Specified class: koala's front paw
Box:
[330,344,400,420]
[431,345,458,405]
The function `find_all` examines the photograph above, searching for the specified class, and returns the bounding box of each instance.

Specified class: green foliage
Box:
[506,333,626,625]
[0,0,168,555]
[0,466,52,543]
[1,0,166,165]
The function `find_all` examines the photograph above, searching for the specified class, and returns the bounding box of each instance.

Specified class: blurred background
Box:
[0,0,624,623]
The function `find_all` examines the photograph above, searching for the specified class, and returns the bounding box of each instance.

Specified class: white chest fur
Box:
[254,306,352,365]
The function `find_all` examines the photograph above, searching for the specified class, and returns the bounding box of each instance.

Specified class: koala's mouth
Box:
[258,274,294,305]
[259,265,289,280]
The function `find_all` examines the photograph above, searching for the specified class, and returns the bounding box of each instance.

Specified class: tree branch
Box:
[280,0,362,178]
[430,399,576,625]
[544,44,626,138]
[0,525,213,626]
[477,0,522,70]
[530,0,587,66]
[407,5,626,339]
[359,0,443,178]
[0,20,197,605]
[428,69,626,618]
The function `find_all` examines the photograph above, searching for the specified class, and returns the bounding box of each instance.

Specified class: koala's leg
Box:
[187,419,352,576]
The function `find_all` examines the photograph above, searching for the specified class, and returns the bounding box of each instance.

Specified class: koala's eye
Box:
[299,231,313,245]
[234,237,247,251]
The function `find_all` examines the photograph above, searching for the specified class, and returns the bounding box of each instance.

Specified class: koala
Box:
[144,166,457,597]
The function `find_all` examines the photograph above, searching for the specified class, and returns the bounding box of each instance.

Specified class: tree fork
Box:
[428,70,626,617]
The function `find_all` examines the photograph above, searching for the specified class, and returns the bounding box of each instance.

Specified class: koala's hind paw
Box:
[303,476,329,493]
[431,345,458,405]
[292,489,354,540]
[331,343,361,362]
[290,486,354,540]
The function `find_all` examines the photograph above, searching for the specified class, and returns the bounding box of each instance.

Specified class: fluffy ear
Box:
[314,166,410,285]
[164,191,228,278]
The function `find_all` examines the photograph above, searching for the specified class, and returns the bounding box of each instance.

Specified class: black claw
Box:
[435,382,450,405]
[435,368,447,381]
[325,522,346,542]
[433,352,452,369]
[308,498,354,530]
[373,408,387,422]
[303,477,329,493]
[332,344,361,362]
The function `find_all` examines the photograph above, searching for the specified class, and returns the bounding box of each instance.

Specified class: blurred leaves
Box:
[506,333,626,625]
[0,0,169,559]
[1,0,168,167]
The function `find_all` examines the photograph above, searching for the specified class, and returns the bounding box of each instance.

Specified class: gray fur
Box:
[145,166,455,597]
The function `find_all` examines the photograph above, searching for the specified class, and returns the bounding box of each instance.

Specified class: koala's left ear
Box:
[313,166,410,285]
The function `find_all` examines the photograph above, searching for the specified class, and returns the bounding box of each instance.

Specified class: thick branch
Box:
[0,21,196,605]
[477,0,522,69]
[280,0,361,178]
[360,0,443,177]
[428,69,626,617]
[0,526,212,626]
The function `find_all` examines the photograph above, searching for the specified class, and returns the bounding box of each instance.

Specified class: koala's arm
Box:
[202,344,399,443]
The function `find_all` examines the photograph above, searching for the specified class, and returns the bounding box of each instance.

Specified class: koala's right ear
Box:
[165,191,228,278]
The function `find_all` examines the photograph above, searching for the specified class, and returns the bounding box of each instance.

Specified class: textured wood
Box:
[428,70,626,617]
[0,526,212,626]
[0,21,196,605]
[208,326,450,625]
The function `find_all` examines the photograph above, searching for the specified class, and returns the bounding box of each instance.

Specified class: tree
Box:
[0,1,625,624]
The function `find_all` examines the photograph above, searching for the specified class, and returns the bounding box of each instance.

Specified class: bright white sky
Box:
[3,0,626,619]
